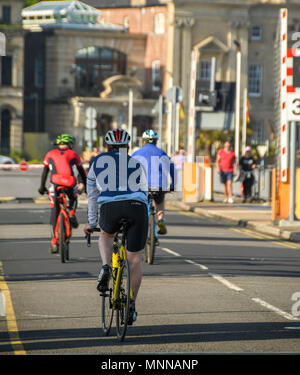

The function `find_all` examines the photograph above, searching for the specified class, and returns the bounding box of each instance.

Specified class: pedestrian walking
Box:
[216,140,237,203]
[239,146,256,203]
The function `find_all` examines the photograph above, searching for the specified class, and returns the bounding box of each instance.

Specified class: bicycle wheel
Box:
[115,260,131,341]
[146,213,155,264]
[58,213,66,263]
[101,267,114,336]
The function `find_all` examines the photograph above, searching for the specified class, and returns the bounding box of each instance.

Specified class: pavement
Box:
[165,194,300,243]
[1,193,300,243]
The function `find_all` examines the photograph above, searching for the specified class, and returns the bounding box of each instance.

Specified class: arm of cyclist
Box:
[169,158,175,192]
[77,164,87,193]
[38,165,49,195]
[84,162,99,236]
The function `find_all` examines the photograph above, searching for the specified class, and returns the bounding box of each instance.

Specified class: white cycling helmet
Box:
[105,129,130,145]
[142,129,159,142]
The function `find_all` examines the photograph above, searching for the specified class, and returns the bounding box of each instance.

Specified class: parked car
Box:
[0,155,15,165]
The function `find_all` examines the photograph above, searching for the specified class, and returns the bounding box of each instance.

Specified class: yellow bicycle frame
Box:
[111,243,134,310]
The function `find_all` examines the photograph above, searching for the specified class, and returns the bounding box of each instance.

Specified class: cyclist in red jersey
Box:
[38,134,87,253]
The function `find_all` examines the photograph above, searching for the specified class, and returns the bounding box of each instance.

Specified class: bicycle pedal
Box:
[100,292,109,297]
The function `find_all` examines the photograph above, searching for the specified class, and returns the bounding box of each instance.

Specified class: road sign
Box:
[257,145,268,158]
[85,107,97,129]
[84,129,97,142]
[287,93,300,121]
[166,86,183,103]
[19,161,29,172]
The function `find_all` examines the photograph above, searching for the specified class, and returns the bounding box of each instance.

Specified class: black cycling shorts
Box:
[99,200,148,252]
[150,191,165,205]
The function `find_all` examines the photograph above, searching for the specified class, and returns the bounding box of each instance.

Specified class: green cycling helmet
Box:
[56,134,74,145]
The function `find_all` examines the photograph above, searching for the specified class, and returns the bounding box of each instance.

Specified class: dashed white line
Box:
[185,259,208,270]
[252,298,299,321]
[161,247,181,257]
[159,246,299,321]
[209,273,244,292]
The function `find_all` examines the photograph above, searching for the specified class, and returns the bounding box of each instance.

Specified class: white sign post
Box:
[187,49,198,162]
[85,107,97,151]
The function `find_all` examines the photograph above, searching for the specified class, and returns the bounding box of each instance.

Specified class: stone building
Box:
[22,0,166,158]
[172,0,300,146]
[0,0,24,154]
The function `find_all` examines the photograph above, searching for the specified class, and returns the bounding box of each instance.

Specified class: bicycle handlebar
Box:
[85,227,101,247]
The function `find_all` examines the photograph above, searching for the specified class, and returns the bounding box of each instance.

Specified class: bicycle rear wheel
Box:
[58,213,66,263]
[101,267,114,336]
[146,213,155,264]
[115,260,131,341]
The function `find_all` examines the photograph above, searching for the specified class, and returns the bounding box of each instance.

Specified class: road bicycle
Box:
[86,220,134,342]
[49,186,72,263]
[144,191,159,265]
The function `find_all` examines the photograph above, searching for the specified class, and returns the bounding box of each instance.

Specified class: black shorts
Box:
[149,191,165,205]
[99,200,148,252]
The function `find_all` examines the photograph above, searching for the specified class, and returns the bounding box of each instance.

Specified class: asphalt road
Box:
[0,203,300,356]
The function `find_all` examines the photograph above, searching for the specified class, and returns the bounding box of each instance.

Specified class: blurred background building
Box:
[0,0,24,155]
[1,0,300,160]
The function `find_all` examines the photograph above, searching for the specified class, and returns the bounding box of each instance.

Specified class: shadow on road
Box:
[0,321,299,353]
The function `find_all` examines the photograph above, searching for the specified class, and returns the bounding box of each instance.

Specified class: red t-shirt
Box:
[44,148,82,186]
[217,149,236,172]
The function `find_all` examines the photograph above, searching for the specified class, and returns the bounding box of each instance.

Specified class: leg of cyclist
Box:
[66,187,79,228]
[126,203,148,324]
[96,230,114,292]
[49,184,59,253]
[126,250,143,300]
[155,192,167,235]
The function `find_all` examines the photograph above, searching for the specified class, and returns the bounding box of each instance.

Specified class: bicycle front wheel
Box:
[115,260,131,341]
[101,267,114,336]
[58,213,66,263]
[146,213,155,264]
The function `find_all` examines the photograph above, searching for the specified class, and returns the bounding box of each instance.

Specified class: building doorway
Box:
[0,109,11,154]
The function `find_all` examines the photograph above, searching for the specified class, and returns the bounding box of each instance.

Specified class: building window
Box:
[2,5,11,24]
[251,26,262,41]
[35,56,44,88]
[154,13,165,34]
[200,61,211,81]
[124,16,129,28]
[152,60,161,91]
[1,56,12,85]
[249,64,262,96]
[75,46,126,96]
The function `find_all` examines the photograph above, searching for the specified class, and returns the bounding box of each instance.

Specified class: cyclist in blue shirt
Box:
[84,129,148,324]
[132,129,175,235]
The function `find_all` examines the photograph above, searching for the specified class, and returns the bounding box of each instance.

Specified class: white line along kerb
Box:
[0,292,5,317]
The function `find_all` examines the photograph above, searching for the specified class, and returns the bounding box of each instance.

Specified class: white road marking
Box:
[252,298,299,321]
[209,273,244,292]
[185,259,208,270]
[160,247,181,257]
[159,246,300,321]
[0,291,5,316]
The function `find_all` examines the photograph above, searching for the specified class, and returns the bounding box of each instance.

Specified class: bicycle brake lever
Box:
[86,234,91,247]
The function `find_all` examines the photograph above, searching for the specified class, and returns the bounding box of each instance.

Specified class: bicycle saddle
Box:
[118,218,133,230]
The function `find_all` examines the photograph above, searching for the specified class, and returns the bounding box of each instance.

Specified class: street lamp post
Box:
[128,88,133,152]
[234,40,241,165]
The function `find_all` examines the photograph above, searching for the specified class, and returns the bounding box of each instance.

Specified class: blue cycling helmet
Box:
[142,129,159,143]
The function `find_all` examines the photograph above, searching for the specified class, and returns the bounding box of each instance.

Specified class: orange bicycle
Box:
[49,186,72,263]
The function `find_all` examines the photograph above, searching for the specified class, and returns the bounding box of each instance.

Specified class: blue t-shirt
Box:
[132,143,175,190]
